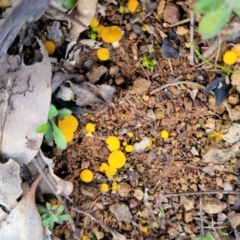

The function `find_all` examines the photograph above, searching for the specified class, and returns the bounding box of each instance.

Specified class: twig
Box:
[71,207,126,239]
[163,190,240,198]
[223,100,233,121]
[150,80,205,95]
[189,11,194,66]
[199,197,204,238]
[168,59,173,74]
[164,18,190,28]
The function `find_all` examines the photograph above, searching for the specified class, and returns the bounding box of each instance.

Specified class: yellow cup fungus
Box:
[160,130,169,139]
[223,50,237,65]
[44,40,56,55]
[50,199,62,207]
[100,183,109,193]
[127,0,139,13]
[106,136,120,152]
[99,163,109,172]
[146,137,152,148]
[80,169,94,183]
[231,44,240,57]
[125,145,134,153]
[106,165,117,177]
[58,115,78,133]
[90,17,99,28]
[61,131,74,143]
[122,141,128,147]
[96,25,105,38]
[101,26,122,48]
[108,150,126,168]
[58,115,78,143]
[97,48,110,61]
[112,182,118,191]
[86,123,95,133]
[127,131,134,138]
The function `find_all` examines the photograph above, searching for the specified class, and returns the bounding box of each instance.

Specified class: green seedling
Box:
[194,0,240,39]
[62,0,77,9]
[36,104,72,150]
[37,202,70,230]
[152,209,165,229]
[136,56,157,72]
[118,5,125,14]
[194,232,215,240]
[89,32,97,40]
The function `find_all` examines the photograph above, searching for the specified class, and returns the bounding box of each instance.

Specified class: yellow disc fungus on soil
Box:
[105,165,117,177]
[101,26,122,47]
[86,123,95,133]
[96,25,105,38]
[160,130,169,139]
[223,50,237,65]
[61,131,74,143]
[80,169,94,183]
[90,17,99,28]
[97,48,110,61]
[100,183,109,193]
[44,40,56,55]
[127,0,139,13]
[106,136,120,152]
[127,131,134,138]
[112,182,118,191]
[108,150,126,168]
[125,145,134,153]
[58,115,78,133]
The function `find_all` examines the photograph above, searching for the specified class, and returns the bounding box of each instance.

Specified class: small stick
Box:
[189,11,194,66]
[200,197,204,238]
[164,18,190,28]
[168,59,173,74]
[162,190,240,198]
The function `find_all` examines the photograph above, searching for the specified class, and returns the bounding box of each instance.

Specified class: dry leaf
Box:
[70,0,98,40]
[222,123,240,144]
[0,159,22,211]
[35,150,73,196]
[157,0,166,16]
[0,39,51,165]
[0,175,44,240]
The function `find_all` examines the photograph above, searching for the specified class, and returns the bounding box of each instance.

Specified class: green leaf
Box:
[37,206,47,214]
[44,127,53,143]
[57,108,72,117]
[42,218,52,226]
[194,0,225,13]
[48,104,58,119]
[41,213,49,220]
[36,123,49,133]
[49,221,55,230]
[59,214,71,221]
[204,232,215,240]
[46,202,51,210]
[51,214,59,222]
[198,3,233,39]
[233,1,240,15]
[52,123,67,149]
[57,205,64,214]
[62,0,77,10]
[51,205,58,211]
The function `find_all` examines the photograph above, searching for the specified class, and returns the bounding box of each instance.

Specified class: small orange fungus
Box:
[101,26,122,47]
[125,145,134,153]
[108,150,126,168]
[141,226,148,233]
[44,40,56,55]
[90,17,99,28]
[86,123,95,133]
[58,115,78,133]
[160,130,169,139]
[112,182,118,191]
[97,48,110,61]
[106,165,117,177]
[127,0,139,13]
[62,131,74,143]
[127,132,134,138]
[80,169,94,183]
[100,183,109,193]
[223,51,237,65]
[231,44,240,57]
[106,136,120,152]
[96,25,105,38]
[50,199,62,207]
